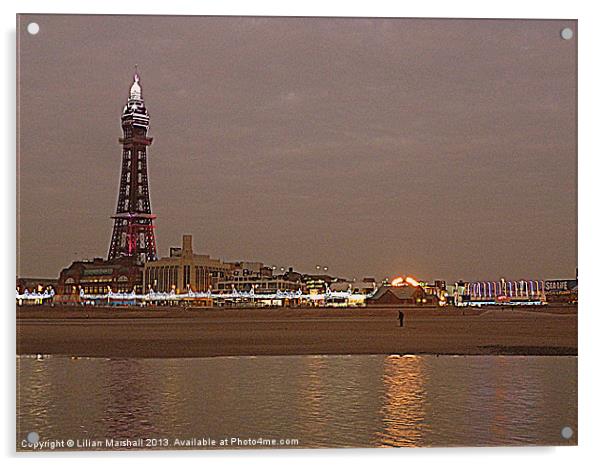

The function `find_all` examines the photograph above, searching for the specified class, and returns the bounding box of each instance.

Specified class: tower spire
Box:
[129,64,142,100]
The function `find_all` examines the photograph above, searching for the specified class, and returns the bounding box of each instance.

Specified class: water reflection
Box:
[17,355,577,449]
[100,359,163,439]
[378,355,428,447]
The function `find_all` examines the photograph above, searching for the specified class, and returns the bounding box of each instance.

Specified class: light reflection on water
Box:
[17,354,577,448]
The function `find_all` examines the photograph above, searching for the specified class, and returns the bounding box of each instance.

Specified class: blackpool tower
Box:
[108,69,158,263]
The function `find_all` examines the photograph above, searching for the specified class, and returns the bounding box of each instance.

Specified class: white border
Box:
[3,1,601,465]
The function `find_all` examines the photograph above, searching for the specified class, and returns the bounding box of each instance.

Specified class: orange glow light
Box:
[405,276,420,287]
[391,277,405,287]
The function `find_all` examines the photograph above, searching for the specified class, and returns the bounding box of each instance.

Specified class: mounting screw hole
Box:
[560,27,573,40]
[27,22,40,35]
[561,426,574,439]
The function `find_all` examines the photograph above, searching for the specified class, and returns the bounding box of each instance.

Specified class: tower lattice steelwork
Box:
[108,69,157,263]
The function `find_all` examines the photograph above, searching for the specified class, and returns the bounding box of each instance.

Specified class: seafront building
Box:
[329,279,378,306]
[448,277,577,305]
[456,279,545,305]
[56,257,142,300]
[215,273,302,294]
[302,274,338,294]
[16,277,57,294]
[330,278,377,295]
[367,281,435,306]
[143,235,231,293]
[543,279,578,304]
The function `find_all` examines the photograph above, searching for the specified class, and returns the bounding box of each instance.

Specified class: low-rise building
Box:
[544,279,578,304]
[215,276,302,293]
[215,265,303,294]
[367,283,433,306]
[328,279,377,307]
[16,277,58,294]
[143,235,232,293]
[227,261,273,278]
[56,256,143,301]
[303,274,336,293]
[330,278,378,295]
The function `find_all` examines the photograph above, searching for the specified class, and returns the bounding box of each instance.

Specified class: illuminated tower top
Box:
[130,71,142,99]
[122,67,150,130]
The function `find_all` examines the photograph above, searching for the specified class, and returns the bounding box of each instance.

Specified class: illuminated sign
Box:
[544,280,577,293]
[82,268,114,276]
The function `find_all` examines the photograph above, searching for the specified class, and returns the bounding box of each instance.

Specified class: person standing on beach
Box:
[398,310,404,327]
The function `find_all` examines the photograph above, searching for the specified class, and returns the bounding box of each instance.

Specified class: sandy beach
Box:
[16,304,577,358]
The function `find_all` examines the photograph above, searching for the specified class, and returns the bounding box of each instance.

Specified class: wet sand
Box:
[16,305,577,358]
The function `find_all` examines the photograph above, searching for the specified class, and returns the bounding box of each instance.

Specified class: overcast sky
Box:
[17,15,577,281]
